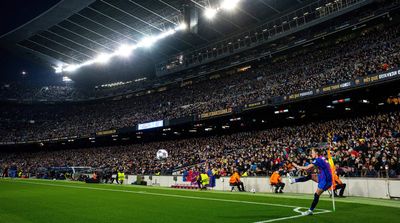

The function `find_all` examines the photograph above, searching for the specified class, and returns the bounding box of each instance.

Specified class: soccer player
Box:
[288,148,332,216]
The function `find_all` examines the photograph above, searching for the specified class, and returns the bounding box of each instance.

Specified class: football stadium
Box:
[0,0,400,222]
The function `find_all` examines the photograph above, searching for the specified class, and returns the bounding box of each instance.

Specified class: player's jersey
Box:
[312,156,332,183]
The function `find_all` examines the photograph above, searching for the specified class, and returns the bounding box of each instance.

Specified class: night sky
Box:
[0,0,61,85]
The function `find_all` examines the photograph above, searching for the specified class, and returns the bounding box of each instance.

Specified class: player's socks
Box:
[310,193,320,211]
[293,175,311,183]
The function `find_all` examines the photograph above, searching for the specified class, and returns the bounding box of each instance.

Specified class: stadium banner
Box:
[199,108,233,119]
[320,81,353,94]
[243,100,267,110]
[137,120,164,130]
[286,90,316,101]
[96,129,117,136]
[281,68,400,102]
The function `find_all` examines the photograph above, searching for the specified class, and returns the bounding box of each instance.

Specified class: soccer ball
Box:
[156,149,168,160]
[250,188,256,193]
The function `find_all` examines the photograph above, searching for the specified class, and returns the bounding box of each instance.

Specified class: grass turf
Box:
[0,178,399,223]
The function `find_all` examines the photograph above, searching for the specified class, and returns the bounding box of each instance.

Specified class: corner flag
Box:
[327,132,336,211]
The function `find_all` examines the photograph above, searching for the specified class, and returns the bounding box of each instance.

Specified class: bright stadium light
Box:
[54,65,63,74]
[62,76,72,83]
[157,29,176,40]
[204,7,217,20]
[95,53,112,64]
[56,20,188,73]
[82,60,95,66]
[116,44,135,57]
[63,64,80,72]
[221,0,240,11]
[138,36,157,48]
[175,23,187,31]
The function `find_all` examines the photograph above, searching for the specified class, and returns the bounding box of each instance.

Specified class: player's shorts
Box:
[318,179,332,191]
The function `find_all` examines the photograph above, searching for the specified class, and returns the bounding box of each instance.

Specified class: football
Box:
[156,149,168,160]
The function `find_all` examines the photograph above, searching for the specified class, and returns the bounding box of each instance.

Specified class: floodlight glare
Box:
[157,29,176,40]
[139,37,157,48]
[95,53,112,64]
[221,0,240,10]
[175,23,187,31]
[116,44,135,57]
[58,20,188,72]
[54,65,63,74]
[62,76,72,82]
[204,8,217,20]
[63,64,80,72]
[82,60,95,66]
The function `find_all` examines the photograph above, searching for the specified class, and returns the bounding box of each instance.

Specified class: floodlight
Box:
[139,37,157,48]
[157,29,176,40]
[204,7,217,20]
[63,64,79,72]
[175,23,187,31]
[221,0,240,11]
[95,53,112,64]
[54,65,63,74]
[62,76,72,82]
[59,20,188,72]
[82,60,95,66]
[116,44,135,57]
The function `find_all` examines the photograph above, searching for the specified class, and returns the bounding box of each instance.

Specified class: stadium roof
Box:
[0,0,309,71]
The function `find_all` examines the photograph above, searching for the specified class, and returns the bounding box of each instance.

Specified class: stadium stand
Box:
[1,19,399,142]
[1,111,399,178]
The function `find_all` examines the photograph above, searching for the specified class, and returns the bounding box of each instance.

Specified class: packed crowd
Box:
[35,86,77,101]
[0,83,77,101]
[1,111,399,179]
[1,21,399,142]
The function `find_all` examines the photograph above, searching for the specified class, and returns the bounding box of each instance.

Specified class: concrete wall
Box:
[125,175,400,199]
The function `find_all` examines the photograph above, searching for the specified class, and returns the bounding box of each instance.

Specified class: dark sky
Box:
[0,0,61,85]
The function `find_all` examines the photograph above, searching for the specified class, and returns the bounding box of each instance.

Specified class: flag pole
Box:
[331,163,336,212]
[328,135,336,212]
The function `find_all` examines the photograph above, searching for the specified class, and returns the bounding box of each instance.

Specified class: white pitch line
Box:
[6,180,332,222]
[254,214,305,223]
[253,207,330,223]
[293,207,330,214]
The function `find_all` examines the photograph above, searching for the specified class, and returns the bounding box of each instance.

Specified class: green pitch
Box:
[0,179,399,223]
